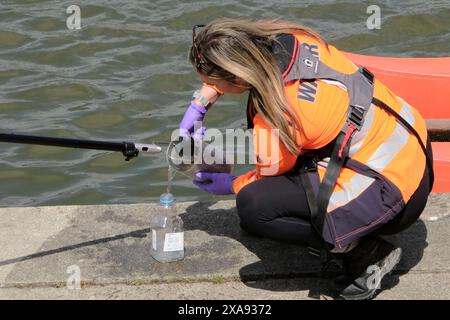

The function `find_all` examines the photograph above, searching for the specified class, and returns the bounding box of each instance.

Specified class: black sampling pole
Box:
[0,133,162,161]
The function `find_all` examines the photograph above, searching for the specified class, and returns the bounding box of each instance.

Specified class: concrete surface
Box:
[0,193,449,300]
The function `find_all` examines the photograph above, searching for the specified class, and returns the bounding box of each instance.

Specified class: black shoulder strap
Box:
[302,97,434,257]
[301,132,350,257]
[372,97,434,191]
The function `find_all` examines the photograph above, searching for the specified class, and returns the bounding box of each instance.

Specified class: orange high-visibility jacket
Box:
[232,33,429,249]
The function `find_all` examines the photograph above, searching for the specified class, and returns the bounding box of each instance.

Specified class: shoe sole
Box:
[339,247,403,300]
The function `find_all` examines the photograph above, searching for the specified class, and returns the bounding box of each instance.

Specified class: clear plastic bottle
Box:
[150,193,184,263]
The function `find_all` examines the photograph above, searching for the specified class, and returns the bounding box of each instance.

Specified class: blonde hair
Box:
[189,18,327,155]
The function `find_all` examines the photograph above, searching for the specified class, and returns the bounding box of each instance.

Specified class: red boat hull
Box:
[344,52,450,192]
[344,52,450,119]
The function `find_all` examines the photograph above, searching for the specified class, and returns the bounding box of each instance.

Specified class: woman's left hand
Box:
[193,172,236,195]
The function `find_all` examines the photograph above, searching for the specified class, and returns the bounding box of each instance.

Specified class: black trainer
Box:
[335,236,402,300]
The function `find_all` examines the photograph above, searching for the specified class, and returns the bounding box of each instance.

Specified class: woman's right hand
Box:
[179,83,223,138]
[195,83,223,106]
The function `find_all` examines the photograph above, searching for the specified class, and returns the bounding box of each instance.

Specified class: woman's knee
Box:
[236,183,268,234]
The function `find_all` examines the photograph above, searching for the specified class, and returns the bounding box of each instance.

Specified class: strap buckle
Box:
[338,104,365,159]
[347,104,365,130]
[303,156,318,173]
[308,246,321,258]
[359,66,374,85]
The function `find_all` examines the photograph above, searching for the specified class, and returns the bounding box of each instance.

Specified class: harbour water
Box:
[0,0,449,207]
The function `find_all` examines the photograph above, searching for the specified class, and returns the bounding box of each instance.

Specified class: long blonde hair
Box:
[189,18,327,155]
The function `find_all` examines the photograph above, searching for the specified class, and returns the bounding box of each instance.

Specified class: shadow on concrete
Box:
[1,200,427,297]
[0,228,150,267]
[182,201,330,298]
[182,201,428,299]
[380,219,428,295]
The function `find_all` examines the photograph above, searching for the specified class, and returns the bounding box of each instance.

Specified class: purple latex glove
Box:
[179,101,207,135]
[193,172,236,195]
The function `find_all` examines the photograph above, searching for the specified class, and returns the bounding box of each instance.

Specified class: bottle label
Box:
[152,229,157,251]
[163,232,184,252]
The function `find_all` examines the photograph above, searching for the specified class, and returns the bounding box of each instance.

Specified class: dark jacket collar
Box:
[272,33,297,78]
[246,33,298,129]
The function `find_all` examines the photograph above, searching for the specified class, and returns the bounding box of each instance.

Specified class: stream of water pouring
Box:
[166,166,176,194]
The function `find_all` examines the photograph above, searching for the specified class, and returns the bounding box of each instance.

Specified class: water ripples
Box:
[0,0,448,206]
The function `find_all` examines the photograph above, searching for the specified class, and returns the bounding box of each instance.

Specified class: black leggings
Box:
[236,141,433,246]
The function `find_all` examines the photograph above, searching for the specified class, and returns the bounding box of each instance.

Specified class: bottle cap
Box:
[160,193,175,205]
